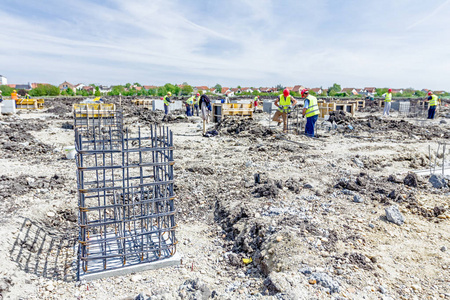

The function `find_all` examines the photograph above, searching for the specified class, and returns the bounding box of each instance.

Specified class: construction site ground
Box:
[0,98,449,300]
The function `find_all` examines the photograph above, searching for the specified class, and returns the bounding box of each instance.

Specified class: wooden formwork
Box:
[131,99,153,108]
[73,103,116,118]
[15,98,45,110]
[212,103,253,122]
[317,101,356,118]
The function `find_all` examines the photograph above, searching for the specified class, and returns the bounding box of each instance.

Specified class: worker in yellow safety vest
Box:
[383,88,392,116]
[253,95,259,112]
[426,91,438,119]
[185,95,195,116]
[163,91,172,115]
[272,89,297,133]
[301,89,320,137]
[193,93,200,116]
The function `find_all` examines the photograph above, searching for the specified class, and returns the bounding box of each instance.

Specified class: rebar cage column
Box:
[75,123,176,280]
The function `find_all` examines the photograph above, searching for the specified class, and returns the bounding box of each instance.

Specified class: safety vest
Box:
[25,95,30,99]
[163,95,170,105]
[254,96,258,101]
[186,96,194,105]
[384,92,392,102]
[305,95,320,118]
[278,95,292,112]
[11,92,18,100]
[194,96,200,105]
[429,94,437,106]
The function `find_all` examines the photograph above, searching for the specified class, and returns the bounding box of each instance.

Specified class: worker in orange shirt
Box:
[11,90,18,100]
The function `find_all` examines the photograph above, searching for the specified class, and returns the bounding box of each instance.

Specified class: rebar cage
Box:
[75,116,176,280]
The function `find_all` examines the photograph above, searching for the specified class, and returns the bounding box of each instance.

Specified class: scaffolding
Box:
[75,109,177,280]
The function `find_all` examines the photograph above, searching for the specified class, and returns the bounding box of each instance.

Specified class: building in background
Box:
[0,75,7,85]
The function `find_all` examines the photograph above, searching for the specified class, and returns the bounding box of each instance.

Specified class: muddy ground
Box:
[0,98,449,300]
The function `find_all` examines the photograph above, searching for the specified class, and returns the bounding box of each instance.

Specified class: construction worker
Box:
[426,91,438,119]
[383,88,392,116]
[163,91,172,115]
[301,89,320,137]
[272,88,297,133]
[0,90,3,103]
[11,90,18,100]
[253,95,259,112]
[25,93,30,99]
[185,95,195,116]
[193,93,200,116]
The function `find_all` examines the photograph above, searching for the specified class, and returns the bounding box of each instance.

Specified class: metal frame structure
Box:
[75,112,176,280]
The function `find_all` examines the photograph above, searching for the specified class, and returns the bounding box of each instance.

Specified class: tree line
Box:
[0,82,447,98]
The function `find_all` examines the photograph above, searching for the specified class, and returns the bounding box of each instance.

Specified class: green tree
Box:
[328,83,341,95]
[275,84,284,91]
[133,82,141,87]
[95,86,101,96]
[0,85,13,96]
[414,90,426,97]
[214,84,222,93]
[376,88,388,97]
[181,85,193,95]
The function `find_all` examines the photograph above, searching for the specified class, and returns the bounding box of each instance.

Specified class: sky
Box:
[1,0,450,90]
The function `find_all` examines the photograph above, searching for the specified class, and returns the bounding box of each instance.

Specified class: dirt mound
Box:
[0,119,53,156]
[328,110,354,125]
[216,118,274,136]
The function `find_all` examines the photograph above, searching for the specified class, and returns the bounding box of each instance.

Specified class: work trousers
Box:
[383,102,391,116]
[164,104,169,115]
[272,111,288,132]
[305,114,318,137]
[186,105,192,116]
[193,104,199,116]
[428,106,436,119]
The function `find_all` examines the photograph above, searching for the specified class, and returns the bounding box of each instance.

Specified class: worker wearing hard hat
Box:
[11,89,18,100]
[163,91,173,115]
[426,91,438,119]
[185,94,195,116]
[193,93,200,116]
[383,88,392,117]
[273,88,297,133]
[301,89,320,137]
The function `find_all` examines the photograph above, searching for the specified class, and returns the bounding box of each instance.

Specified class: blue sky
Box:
[1,0,450,90]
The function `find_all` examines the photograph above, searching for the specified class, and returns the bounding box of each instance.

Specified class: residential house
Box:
[221,87,230,94]
[310,88,323,95]
[240,87,253,93]
[209,88,217,94]
[259,87,277,93]
[59,81,76,93]
[391,88,403,94]
[82,86,95,93]
[434,91,445,95]
[75,83,86,90]
[292,85,305,94]
[364,87,376,94]
[225,90,235,97]
[194,86,209,94]
[342,88,358,95]
[0,75,7,85]
[143,85,159,91]
[8,83,33,90]
[99,85,112,93]
[230,88,240,94]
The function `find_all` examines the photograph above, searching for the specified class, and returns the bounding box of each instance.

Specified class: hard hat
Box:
[13,90,16,92]
[167,92,172,96]
[196,93,200,96]
[283,89,289,97]
[388,88,392,92]
[301,89,309,97]
[428,91,432,95]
